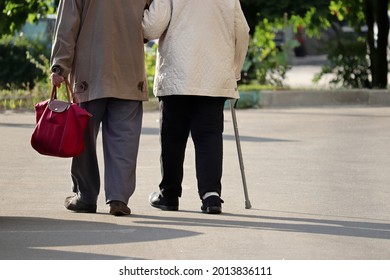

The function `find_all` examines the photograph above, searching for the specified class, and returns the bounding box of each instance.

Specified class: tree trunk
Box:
[364,0,389,88]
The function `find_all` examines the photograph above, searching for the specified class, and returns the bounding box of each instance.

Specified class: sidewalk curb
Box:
[258,89,390,108]
[143,90,390,111]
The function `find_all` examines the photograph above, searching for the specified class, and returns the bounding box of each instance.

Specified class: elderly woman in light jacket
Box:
[143,0,250,214]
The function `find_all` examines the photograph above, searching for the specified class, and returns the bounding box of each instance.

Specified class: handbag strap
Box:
[50,79,76,104]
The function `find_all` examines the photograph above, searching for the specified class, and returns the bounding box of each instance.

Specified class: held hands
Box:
[51,73,64,87]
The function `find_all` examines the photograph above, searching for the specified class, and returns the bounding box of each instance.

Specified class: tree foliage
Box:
[241,0,389,88]
[241,0,331,35]
[0,0,56,89]
[0,0,55,35]
[1,0,388,88]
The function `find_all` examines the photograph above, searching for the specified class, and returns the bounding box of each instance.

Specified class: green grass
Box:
[0,82,59,111]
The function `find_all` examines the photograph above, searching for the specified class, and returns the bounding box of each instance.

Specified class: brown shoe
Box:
[109,201,131,216]
[64,195,97,213]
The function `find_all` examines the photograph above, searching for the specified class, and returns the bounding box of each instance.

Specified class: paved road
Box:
[285,55,329,88]
[1,106,389,260]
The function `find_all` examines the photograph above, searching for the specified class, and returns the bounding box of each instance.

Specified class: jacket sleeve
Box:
[142,0,172,40]
[50,0,83,77]
[234,0,250,81]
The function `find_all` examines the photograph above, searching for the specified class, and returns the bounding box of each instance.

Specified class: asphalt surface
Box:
[1,104,390,260]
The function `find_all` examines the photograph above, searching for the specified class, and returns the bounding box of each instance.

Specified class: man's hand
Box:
[51,72,64,87]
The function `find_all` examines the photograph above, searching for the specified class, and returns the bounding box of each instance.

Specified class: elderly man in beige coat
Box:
[50,0,151,216]
[143,0,249,214]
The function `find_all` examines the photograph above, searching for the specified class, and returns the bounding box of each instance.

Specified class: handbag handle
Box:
[48,79,77,113]
[50,79,77,104]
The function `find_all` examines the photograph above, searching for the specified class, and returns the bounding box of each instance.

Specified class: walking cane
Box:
[230,99,252,209]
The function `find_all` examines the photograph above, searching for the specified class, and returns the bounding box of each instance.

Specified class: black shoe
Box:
[149,192,179,211]
[201,196,224,214]
[64,195,97,213]
[109,201,131,216]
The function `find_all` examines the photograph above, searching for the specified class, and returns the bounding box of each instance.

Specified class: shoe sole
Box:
[64,196,97,213]
[150,203,178,211]
[66,207,97,213]
[110,209,131,216]
[202,206,222,214]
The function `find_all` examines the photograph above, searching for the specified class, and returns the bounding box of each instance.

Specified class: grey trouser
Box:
[70,98,143,205]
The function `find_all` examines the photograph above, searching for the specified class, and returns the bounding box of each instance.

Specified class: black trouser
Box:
[158,95,227,199]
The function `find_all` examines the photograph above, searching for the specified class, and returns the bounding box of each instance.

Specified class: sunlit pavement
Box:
[1,105,389,260]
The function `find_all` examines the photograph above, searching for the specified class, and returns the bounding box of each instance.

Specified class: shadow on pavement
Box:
[0,216,200,260]
[133,211,390,240]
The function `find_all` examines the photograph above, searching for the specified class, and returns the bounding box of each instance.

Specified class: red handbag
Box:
[31,79,92,157]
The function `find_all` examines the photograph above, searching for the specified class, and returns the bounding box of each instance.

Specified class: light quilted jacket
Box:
[142,0,250,99]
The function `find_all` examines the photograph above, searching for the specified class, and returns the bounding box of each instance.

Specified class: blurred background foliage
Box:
[0,0,389,110]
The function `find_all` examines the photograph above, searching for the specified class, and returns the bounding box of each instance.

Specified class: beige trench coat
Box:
[51,0,151,103]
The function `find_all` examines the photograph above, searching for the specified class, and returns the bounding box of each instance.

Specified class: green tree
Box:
[241,0,389,88]
[364,0,389,88]
[240,0,334,86]
[0,0,55,36]
[327,0,389,88]
[240,0,331,35]
[0,0,57,89]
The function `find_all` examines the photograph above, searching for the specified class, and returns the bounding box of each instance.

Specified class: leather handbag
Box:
[31,79,92,157]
